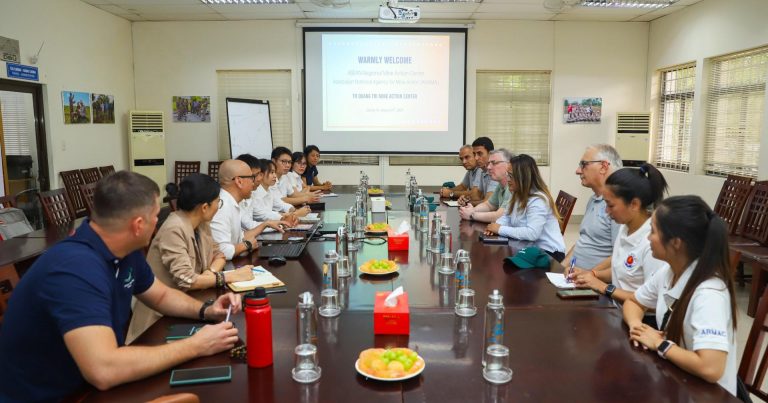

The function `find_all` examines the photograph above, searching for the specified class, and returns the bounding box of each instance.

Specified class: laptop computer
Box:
[258,222,319,259]
[317,222,343,235]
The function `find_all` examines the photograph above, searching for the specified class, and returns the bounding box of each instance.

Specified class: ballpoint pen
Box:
[567,257,576,283]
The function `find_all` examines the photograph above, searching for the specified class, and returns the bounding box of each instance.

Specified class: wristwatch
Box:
[243,239,253,253]
[199,298,215,321]
[604,284,616,298]
[657,340,676,359]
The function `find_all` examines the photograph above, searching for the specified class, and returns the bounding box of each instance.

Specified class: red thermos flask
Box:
[245,287,273,368]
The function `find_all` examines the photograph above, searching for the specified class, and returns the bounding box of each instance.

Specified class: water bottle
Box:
[323,250,339,290]
[482,290,504,367]
[297,292,317,345]
[455,254,472,291]
[429,214,442,252]
[439,224,452,254]
[336,226,348,258]
[245,287,273,368]
[405,169,411,196]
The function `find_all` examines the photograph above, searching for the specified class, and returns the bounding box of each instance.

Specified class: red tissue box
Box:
[374,291,410,335]
[387,229,409,251]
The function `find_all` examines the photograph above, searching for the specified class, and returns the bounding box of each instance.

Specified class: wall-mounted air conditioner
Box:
[129,111,166,192]
[615,113,650,167]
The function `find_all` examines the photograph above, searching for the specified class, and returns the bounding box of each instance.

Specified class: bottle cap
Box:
[249,287,267,300]
[488,289,504,306]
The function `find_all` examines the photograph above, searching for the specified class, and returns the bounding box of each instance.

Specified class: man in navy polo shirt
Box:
[0,171,241,402]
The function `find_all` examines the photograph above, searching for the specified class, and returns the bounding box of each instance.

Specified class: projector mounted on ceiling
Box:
[379,0,420,23]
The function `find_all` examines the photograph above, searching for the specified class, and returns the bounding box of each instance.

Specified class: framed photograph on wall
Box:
[61,91,91,124]
[172,96,210,122]
[563,97,602,124]
[91,94,115,124]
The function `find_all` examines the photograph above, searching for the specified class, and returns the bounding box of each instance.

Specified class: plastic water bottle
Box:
[297,292,317,345]
[245,287,273,368]
[482,290,504,367]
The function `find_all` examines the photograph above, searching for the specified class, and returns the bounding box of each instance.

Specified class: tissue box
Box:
[387,229,409,251]
[370,197,386,213]
[374,291,410,335]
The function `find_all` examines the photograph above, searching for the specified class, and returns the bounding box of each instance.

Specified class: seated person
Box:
[571,164,668,304]
[235,154,298,227]
[272,146,320,206]
[440,144,480,200]
[287,151,311,194]
[0,171,241,401]
[459,136,498,206]
[623,196,738,396]
[127,174,256,343]
[253,159,310,221]
[303,144,332,191]
[210,160,283,260]
[459,148,514,223]
[563,144,623,271]
[484,154,565,261]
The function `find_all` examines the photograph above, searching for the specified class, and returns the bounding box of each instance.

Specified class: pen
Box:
[567,257,576,283]
[225,305,232,323]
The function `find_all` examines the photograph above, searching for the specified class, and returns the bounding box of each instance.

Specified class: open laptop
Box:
[258,222,319,259]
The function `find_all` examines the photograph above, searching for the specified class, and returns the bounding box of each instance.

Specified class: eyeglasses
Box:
[296,161,307,166]
[487,160,508,167]
[233,175,257,182]
[578,160,604,169]
[278,159,292,165]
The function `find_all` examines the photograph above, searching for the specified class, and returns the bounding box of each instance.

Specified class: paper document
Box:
[545,272,576,289]
[443,200,460,207]
[228,266,285,292]
[320,193,338,198]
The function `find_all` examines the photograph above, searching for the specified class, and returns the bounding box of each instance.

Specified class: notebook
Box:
[443,200,460,207]
[228,266,285,292]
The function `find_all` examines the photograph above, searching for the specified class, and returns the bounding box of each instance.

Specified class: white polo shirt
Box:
[610,218,665,292]
[277,174,296,196]
[269,184,294,213]
[634,261,737,396]
[251,186,282,221]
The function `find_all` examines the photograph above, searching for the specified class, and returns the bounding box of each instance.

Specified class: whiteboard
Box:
[226,98,273,160]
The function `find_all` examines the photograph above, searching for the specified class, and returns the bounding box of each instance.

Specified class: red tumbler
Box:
[244,287,273,368]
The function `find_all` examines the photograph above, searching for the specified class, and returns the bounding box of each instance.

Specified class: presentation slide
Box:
[305,28,466,154]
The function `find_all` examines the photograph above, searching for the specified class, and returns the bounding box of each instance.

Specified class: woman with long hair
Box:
[127,173,254,342]
[623,195,738,396]
[572,164,668,304]
[484,154,565,261]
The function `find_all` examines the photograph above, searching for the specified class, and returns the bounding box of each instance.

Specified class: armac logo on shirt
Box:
[624,253,638,270]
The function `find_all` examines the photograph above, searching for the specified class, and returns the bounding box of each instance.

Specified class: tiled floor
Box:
[562,222,754,365]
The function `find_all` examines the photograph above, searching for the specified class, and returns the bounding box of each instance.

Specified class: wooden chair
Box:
[0,195,15,209]
[59,170,87,218]
[555,190,577,235]
[174,161,200,185]
[739,285,768,401]
[38,188,76,227]
[0,264,20,325]
[79,182,98,217]
[730,181,768,316]
[79,167,102,185]
[208,161,222,182]
[99,165,116,177]
[716,175,755,236]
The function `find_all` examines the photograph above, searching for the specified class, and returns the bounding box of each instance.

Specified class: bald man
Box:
[210,160,283,260]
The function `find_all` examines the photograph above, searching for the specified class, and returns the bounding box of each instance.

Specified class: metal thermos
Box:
[245,287,273,368]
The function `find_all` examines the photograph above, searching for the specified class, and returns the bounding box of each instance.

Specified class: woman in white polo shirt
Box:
[572,164,668,305]
[623,195,738,396]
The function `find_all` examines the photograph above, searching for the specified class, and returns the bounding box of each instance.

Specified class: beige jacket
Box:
[126,212,217,343]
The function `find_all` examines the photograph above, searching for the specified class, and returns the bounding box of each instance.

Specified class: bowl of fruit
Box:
[359,259,399,276]
[365,222,390,234]
[368,188,384,195]
[355,347,425,381]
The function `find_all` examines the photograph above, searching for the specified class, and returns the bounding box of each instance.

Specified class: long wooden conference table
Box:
[67,188,736,402]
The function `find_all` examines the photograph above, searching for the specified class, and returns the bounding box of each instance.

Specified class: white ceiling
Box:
[80,0,703,22]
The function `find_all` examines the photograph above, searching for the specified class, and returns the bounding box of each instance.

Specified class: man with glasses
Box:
[458,137,498,206]
[210,160,284,260]
[459,149,514,223]
[440,145,480,200]
[563,144,623,273]
[272,147,321,207]
[235,154,297,230]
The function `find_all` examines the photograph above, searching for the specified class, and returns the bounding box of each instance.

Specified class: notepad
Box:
[320,193,338,198]
[443,200,460,207]
[291,223,315,231]
[299,213,321,223]
[228,266,285,292]
[545,272,576,289]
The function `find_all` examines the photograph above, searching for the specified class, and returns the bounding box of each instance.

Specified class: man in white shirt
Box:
[210,160,283,260]
[459,148,514,223]
[272,147,320,207]
[236,154,299,226]
[564,144,623,271]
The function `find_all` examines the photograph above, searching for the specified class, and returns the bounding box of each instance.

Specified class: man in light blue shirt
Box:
[440,145,480,200]
[459,136,498,206]
[564,144,623,271]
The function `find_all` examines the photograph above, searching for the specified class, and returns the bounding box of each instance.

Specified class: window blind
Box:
[0,91,32,156]
[654,63,695,172]
[476,71,551,165]
[217,70,292,158]
[704,46,768,178]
